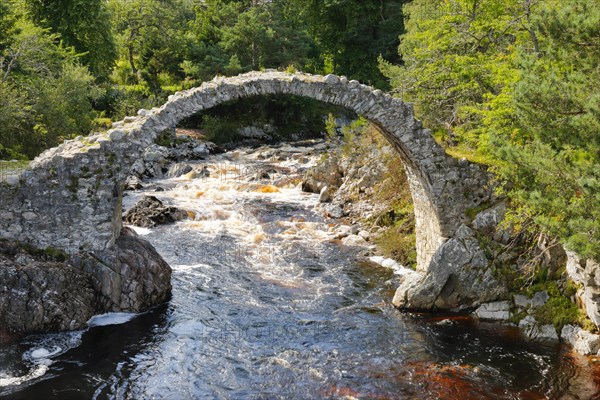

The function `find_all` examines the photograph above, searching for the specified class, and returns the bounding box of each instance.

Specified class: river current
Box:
[1,141,599,399]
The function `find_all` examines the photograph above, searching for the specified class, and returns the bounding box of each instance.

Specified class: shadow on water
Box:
[0,304,170,400]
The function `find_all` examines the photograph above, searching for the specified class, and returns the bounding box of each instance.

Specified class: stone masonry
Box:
[0,71,493,311]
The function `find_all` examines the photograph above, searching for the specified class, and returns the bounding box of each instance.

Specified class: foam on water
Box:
[0,331,84,388]
[127,225,152,235]
[369,255,415,276]
[88,312,138,327]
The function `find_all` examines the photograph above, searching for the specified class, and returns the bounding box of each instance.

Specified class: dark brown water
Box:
[1,143,599,399]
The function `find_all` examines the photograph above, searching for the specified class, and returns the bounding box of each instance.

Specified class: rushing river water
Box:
[1,141,600,399]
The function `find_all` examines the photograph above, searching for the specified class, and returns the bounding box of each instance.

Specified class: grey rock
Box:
[326,205,344,219]
[475,301,511,321]
[358,230,370,241]
[334,225,352,239]
[0,241,95,339]
[531,291,549,309]
[341,234,368,247]
[319,186,332,203]
[472,202,506,234]
[124,175,143,191]
[513,294,531,308]
[166,163,193,178]
[393,224,507,310]
[561,324,600,355]
[238,126,272,141]
[565,251,600,328]
[519,316,558,341]
[123,196,188,228]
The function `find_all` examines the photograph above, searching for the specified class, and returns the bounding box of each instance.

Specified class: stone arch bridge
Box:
[0,71,498,310]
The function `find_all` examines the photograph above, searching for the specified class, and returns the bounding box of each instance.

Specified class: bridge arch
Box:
[0,71,490,272]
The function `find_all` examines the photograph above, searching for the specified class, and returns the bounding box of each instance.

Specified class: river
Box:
[1,141,599,399]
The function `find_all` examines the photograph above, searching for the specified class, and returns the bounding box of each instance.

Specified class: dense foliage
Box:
[381,0,600,259]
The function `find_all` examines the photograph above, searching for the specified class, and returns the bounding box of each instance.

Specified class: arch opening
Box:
[1,72,490,273]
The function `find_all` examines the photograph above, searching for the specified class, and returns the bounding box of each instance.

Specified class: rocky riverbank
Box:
[299,120,600,356]
[0,228,171,343]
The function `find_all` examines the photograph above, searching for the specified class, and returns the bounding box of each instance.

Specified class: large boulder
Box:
[75,227,172,313]
[0,229,173,341]
[518,316,559,341]
[0,241,95,341]
[392,225,507,310]
[169,137,219,161]
[474,301,511,321]
[123,196,189,228]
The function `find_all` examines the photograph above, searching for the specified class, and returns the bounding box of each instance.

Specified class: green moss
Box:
[93,117,113,130]
[43,247,68,262]
[508,309,528,325]
[534,296,586,332]
[525,281,560,298]
[564,279,580,298]
[16,243,68,263]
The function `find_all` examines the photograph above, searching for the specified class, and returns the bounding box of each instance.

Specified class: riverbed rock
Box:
[166,163,193,178]
[358,230,370,241]
[319,186,332,203]
[518,316,559,341]
[123,196,189,228]
[326,204,345,219]
[393,225,507,310]
[342,234,368,247]
[475,301,511,321]
[238,126,273,141]
[140,144,170,178]
[124,175,144,191]
[0,241,95,339]
[561,324,600,355]
[301,156,343,194]
[0,230,173,340]
[334,225,352,239]
[169,138,216,161]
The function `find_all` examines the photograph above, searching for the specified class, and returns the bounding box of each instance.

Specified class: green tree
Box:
[382,0,600,260]
[186,0,315,80]
[297,0,405,88]
[0,18,99,158]
[108,0,193,91]
[25,0,117,79]
[491,0,600,259]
